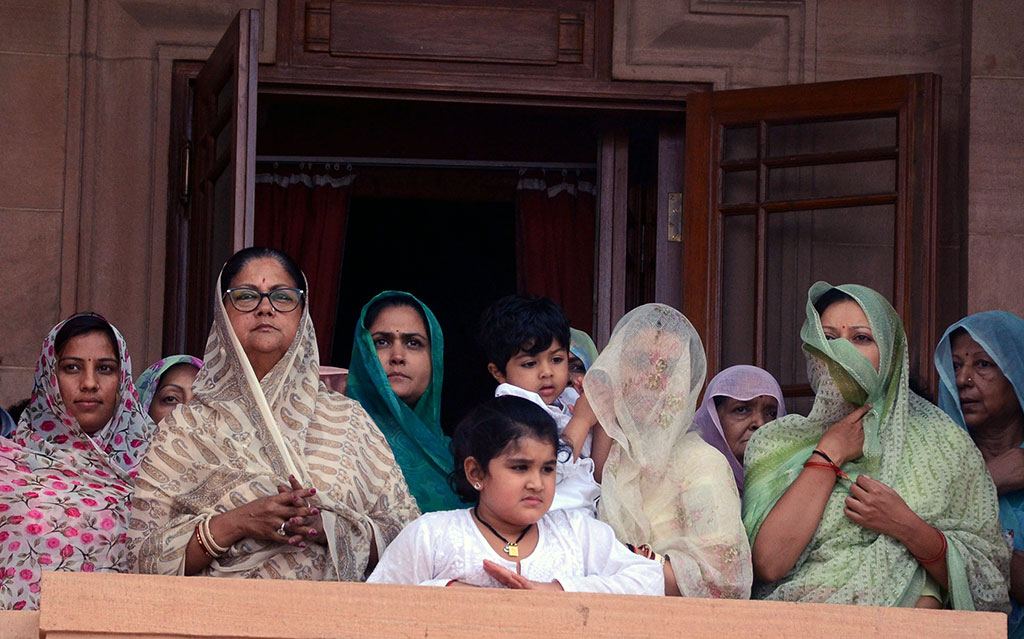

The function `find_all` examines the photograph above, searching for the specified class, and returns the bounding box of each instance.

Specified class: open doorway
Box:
[331,195,516,427]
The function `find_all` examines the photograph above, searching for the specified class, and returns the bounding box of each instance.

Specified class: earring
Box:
[473,482,481,490]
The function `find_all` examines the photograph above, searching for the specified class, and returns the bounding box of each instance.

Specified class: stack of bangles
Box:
[912,529,947,565]
[803,449,850,480]
[195,513,229,559]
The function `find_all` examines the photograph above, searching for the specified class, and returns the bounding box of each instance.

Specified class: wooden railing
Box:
[0,572,1007,638]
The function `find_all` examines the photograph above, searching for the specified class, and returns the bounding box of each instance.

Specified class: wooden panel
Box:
[329,1,573,65]
[184,8,259,356]
[37,572,1004,638]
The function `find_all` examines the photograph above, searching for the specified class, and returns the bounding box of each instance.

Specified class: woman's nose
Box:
[81,368,100,390]
[390,344,406,363]
[955,364,972,388]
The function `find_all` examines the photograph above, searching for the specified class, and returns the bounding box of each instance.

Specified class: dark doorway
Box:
[331,195,517,430]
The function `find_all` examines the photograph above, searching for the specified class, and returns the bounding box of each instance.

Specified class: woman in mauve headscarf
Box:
[693,365,786,495]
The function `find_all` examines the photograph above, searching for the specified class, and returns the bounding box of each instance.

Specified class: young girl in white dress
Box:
[367,395,664,595]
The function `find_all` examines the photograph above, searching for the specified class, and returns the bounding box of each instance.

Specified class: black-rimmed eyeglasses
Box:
[223,287,305,313]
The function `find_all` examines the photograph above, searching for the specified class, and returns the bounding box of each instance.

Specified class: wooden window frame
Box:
[683,74,940,398]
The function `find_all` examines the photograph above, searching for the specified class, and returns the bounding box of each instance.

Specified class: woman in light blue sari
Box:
[935,310,1024,635]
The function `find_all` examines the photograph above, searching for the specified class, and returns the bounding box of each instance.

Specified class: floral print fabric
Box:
[0,315,153,609]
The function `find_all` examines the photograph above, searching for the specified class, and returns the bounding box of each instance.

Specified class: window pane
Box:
[720,214,757,368]
[722,170,757,205]
[763,205,895,388]
[767,116,897,157]
[767,160,895,201]
[723,125,757,161]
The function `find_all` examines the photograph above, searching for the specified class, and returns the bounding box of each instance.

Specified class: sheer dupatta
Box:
[586,304,752,598]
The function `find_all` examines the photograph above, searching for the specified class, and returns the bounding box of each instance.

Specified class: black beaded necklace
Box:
[473,506,531,558]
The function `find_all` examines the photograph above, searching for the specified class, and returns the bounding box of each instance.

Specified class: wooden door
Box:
[179,9,259,355]
[683,74,940,410]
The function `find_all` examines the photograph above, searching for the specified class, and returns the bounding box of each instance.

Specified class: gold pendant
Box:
[505,543,519,557]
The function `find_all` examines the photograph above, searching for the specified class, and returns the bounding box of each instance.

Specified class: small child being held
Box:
[366,396,663,595]
[477,295,600,514]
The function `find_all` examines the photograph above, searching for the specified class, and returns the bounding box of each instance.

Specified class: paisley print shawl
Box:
[127,271,419,580]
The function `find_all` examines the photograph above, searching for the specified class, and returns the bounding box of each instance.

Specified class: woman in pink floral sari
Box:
[0,313,154,610]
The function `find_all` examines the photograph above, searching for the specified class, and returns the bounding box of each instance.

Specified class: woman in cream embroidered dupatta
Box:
[128,249,418,580]
[585,303,752,598]
[743,282,1008,610]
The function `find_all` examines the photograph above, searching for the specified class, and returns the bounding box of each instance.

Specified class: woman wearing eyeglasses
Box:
[128,247,419,581]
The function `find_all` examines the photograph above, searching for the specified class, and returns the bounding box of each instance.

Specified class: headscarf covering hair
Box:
[743,282,1009,611]
[569,328,599,371]
[135,355,203,413]
[128,266,418,580]
[0,313,153,610]
[15,313,154,476]
[934,310,1024,636]
[692,365,786,495]
[346,291,462,512]
[934,311,1024,431]
[586,303,752,598]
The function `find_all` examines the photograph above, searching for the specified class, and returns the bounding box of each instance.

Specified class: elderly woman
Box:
[744,283,1009,610]
[693,365,786,495]
[0,313,154,609]
[135,355,202,425]
[935,310,1024,634]
[346,291,462,512]
[128,248,418,580]
[585,303,752,598]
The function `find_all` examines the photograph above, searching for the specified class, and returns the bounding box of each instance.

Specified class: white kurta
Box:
[367,508,664,596]
[494,383,601,515]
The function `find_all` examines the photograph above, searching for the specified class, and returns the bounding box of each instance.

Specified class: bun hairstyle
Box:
[448,395,564,502]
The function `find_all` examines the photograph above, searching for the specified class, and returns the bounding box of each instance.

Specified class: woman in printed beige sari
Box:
[128,248,419,580]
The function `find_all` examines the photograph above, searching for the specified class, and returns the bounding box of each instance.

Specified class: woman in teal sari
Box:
[935,310,1024,634]
[347,291,463,512]
[743,282,1008,611]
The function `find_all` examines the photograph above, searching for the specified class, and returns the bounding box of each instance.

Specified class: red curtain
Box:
[515,171,597,334]
[254,170,353,361]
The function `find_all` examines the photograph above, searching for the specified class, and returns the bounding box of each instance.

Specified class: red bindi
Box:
[261,278,266,284]
[841,325,846,329]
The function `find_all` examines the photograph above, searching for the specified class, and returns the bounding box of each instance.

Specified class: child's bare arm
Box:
[562,393,598,460]
[590,424,613,483]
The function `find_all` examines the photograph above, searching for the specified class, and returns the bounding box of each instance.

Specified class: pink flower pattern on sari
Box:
[0,315,152,610]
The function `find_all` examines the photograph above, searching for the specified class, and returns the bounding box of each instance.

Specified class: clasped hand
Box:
[232,475,325,547]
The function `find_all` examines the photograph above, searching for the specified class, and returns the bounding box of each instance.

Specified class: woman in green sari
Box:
[347,291,463,512]
[743,282,1009,610]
